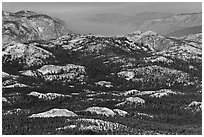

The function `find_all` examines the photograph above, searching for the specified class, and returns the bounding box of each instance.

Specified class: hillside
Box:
[2,10,72,45]
[2,11,202,135]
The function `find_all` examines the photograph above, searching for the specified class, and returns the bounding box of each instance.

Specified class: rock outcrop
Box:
[29,108,77,118]
[84,107,116,117]
[116,97,145,108]
[37,64,86,85]
[3,42,55,71]
[27,91,71,101]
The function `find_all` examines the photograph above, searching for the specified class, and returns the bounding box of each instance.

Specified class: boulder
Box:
[29,108,77,118]
[84,107,116,117]
[116,97,145,108]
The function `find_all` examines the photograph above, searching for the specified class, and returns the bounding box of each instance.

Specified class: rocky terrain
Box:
[2,11,202,135]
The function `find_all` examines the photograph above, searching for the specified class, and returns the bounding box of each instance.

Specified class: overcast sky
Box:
[2,2,202,35]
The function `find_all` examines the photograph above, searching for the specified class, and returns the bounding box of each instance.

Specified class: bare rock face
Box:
[27,91,71,101]
[37,64,86,85]
[2,42,55,71]
[29,108,77,118]
[116,97,145,108]
[84,107,116,117]
[2,10,71,45]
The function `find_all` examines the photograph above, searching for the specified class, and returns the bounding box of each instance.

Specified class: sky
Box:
[2,2,202,35]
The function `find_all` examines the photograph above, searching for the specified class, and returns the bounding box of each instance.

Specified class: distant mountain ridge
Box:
[88,12,202,37]
[139,12,202,35]
[2,10,72,45]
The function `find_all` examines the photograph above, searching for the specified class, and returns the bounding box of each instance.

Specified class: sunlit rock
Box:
[29,108,77,118]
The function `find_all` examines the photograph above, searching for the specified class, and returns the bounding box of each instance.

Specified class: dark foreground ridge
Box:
[2,10,202,135]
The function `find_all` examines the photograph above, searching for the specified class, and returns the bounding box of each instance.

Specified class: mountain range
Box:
[2,10,202,135]
[88,12,202,36]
